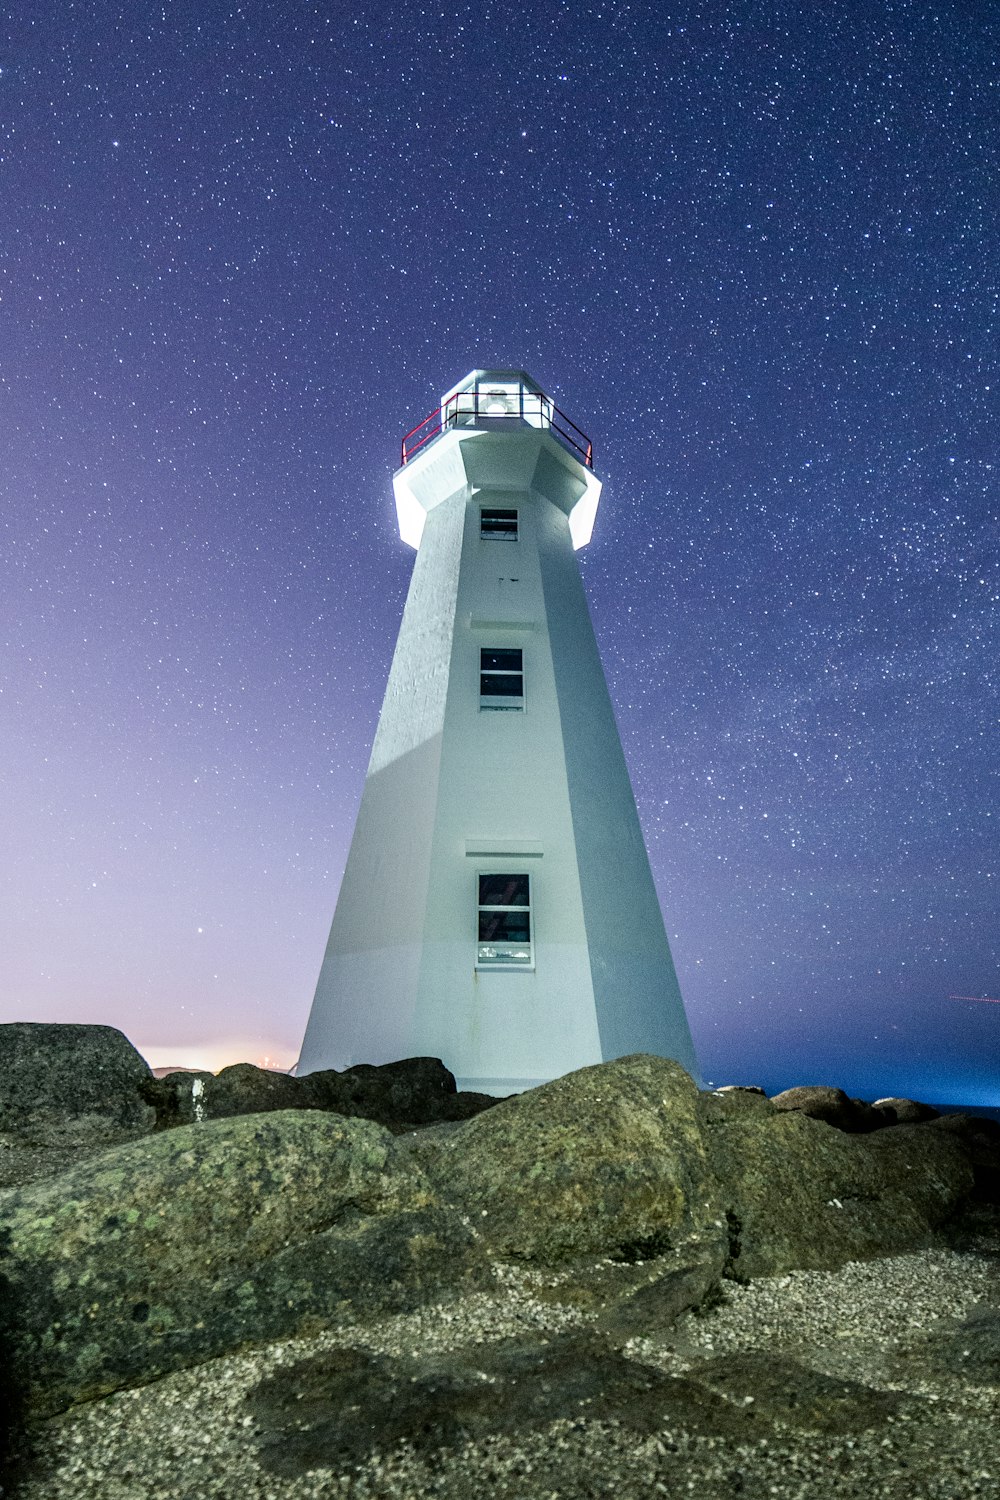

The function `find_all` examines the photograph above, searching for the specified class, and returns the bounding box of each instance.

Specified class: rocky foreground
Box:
[0,1022,998,1498]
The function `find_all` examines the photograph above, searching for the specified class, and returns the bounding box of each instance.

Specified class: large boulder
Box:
[0,1110,485,1418]
[702,1109,974,1278]
[303,1057,498,1131]
[872,1096,941,1126]
[423,1054,725,1267]
[0,1023,153,1133]
[769,1084,880,1134]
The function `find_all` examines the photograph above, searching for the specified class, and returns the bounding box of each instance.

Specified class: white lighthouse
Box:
[297,371,699,1093]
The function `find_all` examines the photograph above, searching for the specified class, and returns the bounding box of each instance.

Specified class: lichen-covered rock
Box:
[929,1113,1000,1202]
[0,1023,153,1133]
[697,1087,776,1125]
[423,1054,725,1267]
[0,1110,485,1418]
[703,1110,974,1278]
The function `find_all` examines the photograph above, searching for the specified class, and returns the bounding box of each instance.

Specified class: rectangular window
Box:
[477,873,532,968]
[480,647,523,710]
[481,507,518,540]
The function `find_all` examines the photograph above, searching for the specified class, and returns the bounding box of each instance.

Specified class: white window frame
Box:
[479,646,524,711]
[475,871,534,970]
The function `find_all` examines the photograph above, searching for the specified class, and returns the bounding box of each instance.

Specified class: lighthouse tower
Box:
[297,371,698,1093]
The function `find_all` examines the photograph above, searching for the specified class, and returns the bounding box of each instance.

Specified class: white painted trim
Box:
[465,839,543,857]
[469,617,537,633]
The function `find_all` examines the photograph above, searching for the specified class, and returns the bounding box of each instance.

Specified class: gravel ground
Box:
[8,1210,999,1500]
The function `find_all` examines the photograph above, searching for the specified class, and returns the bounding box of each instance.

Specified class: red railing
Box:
[401,384,594,469]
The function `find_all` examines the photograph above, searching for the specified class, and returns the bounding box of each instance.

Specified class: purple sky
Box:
[2,1,997,1102]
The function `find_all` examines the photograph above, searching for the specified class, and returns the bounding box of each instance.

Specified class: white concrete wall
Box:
[409,482,603,1091]
[296,484,466,1073]
[537,501,699,1077]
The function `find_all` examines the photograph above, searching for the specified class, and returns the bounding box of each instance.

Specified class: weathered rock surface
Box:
[0,1110,486,1418]
[139,1069,215,1128]
[9,1207,997,1500]
[929,1113,1000,1202]
[595,1250,726,1337]
[702,1108,975,1278]
[303,1056,498,1130]
[692,1352,910,1433]
[141,1056,499,1133]
[422,1053,726,1269]
[143,1062,303,1126]
[248,1331,770,1477]
[697,1086,776,1125]
[247,1332,931,1481]
[770,1084,880,1133]
[0,1119,157,1193]
[0,1024,153,1133]
[872,1096,941,1126]
[0,1040,987,1446]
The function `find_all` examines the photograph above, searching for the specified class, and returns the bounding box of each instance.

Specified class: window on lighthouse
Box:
[480,647,523,710]
[481,507,518,540]
[477,873,533,968]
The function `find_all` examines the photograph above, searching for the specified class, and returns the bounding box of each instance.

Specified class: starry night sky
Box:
[2,1,997,1102]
